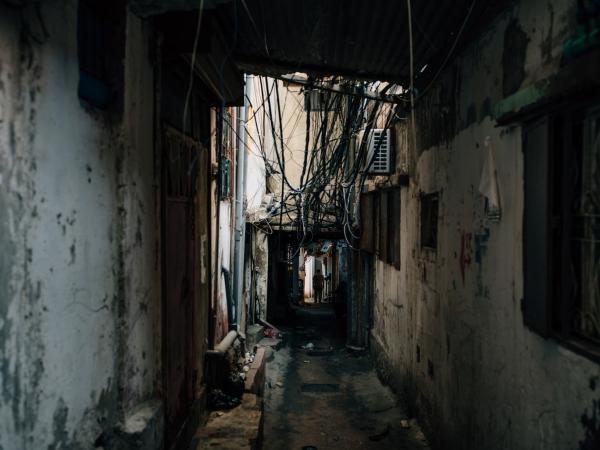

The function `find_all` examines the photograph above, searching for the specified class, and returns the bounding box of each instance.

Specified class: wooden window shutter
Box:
[360,193,375,253]
[379,191,388,262]
[389,189,401,270]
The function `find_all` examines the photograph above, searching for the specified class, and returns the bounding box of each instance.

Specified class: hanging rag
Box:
[478,137,501,221]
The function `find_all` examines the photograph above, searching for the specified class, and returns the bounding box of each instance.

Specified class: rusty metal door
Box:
[163,126,200,446]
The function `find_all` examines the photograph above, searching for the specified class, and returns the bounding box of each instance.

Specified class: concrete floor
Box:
[261,304,430,450]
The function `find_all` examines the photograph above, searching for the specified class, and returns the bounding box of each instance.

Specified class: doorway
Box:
[160,65,211,448]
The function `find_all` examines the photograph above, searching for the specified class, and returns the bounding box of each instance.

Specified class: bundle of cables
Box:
[245,75,406,250]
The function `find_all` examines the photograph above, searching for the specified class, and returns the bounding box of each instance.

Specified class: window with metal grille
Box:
[420,193,439,251]
[523,101,600,359]
[219,109,234,199]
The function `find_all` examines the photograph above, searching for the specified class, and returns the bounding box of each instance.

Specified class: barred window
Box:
[523,102,600,358]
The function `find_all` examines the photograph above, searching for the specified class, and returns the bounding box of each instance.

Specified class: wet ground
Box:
[261,304,430,450]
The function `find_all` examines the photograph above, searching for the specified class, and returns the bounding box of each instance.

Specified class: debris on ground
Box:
[264,327,281,338]
[400,419,411,429]
[258,318,280,333]
[244,352,255,365]
[276,381,284,388]
[207,389,241,410]
[260,318,282,339]
[301,342,315,350]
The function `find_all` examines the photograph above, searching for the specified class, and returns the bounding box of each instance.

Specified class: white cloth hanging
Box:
[478,136,501,221]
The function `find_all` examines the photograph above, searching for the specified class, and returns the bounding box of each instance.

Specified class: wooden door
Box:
[162,126,200,446]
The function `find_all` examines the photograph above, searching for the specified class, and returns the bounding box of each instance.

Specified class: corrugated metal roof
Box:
[130,0,232,16]
[211,0,510,84]
[133,0,510,85]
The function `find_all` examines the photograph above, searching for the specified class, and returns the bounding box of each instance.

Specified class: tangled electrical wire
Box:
[247,75,406,248]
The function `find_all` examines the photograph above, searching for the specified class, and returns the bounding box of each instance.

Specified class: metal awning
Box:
[216,0,509,85]
[134,0,509,85]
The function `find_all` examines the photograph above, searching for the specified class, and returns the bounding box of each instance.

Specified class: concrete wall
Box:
[120,10,162,419]
[0,3,162,448]
[370,1,600,449]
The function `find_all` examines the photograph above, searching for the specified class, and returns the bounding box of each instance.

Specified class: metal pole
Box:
[233,74,250,332]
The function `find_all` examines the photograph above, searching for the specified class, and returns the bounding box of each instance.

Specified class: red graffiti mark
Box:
[459,230,472,285]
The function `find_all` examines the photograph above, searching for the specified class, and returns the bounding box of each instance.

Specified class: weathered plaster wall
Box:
[371,1,600,449]
[245,149,266,212]
[252,230,269,321]
[246,78,307,192]
[0,3,161,448]
[119,11,162,418]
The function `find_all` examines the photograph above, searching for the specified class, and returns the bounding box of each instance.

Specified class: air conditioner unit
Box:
[363,129,392,174]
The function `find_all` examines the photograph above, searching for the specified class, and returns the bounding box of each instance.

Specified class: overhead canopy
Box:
[214,0,509,85]
[134,0,510,91]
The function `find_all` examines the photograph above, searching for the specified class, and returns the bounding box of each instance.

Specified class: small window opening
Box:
[421,193,439,251]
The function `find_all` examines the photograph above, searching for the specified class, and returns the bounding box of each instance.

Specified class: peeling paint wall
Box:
[119,10,162,420]
[252,230,269,321]
[0,3,162,448]
[370,1,600,449]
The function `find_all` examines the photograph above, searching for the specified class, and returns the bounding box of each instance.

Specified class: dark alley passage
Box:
[1,1,600,449]
[262,306,429,450]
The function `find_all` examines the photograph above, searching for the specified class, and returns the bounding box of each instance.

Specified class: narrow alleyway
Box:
[262,305,429,450]
[1,1,599,449]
